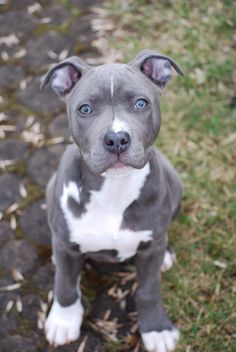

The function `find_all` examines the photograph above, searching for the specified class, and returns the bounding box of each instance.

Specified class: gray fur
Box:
[42,49,183,341]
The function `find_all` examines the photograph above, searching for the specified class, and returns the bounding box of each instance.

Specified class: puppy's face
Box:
[41,50,183,174]
[66,64,162,174]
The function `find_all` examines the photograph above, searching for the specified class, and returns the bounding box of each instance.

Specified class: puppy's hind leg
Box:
[135,235,179,352]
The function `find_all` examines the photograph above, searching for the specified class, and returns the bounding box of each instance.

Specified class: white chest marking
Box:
[60,164,152,261]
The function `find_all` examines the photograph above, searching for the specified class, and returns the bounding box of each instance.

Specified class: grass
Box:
[95,0,236,351]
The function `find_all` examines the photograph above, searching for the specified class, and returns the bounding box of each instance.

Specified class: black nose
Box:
[103,131,131,155]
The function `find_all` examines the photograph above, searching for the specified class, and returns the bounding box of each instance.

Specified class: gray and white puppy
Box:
[41,49,184,352]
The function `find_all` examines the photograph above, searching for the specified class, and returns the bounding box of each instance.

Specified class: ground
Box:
[0,0,235,351]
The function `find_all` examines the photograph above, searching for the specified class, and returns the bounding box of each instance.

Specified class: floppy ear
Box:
[129,49,184,89]
[40,56,91,100]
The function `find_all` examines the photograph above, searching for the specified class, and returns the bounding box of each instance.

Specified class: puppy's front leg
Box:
[135,237,179,352]
[45,238,84,346]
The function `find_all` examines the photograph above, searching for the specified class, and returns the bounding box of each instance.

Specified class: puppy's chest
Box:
[60,165,152,261]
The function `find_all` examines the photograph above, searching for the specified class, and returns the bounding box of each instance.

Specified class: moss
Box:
[6,161,26,176]
[32,22,71,36]
[102,341,126,352]
[17,318,34,335]
[36,244,52,265]
[20,281,40,296]
[15,226,25,240]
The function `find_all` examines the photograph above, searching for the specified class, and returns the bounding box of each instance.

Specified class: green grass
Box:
[100,0,236,351]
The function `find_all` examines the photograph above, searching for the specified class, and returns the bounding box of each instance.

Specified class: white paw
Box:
[161,251,176,272]
[142,329,179,352]
[45,298,84,346]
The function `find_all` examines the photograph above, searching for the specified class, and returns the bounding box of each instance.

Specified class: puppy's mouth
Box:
[103,153,149,174]
[85,154,134,175]
[83,145,150,175]
[100,157,131,174]
[109,160,129,169]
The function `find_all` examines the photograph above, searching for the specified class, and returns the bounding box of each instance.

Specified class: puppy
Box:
[41,49,183,351]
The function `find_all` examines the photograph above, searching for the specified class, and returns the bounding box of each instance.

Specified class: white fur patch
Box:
[110,75,130,134]
[110,75,114,98]
[45,298,84,346]
[142,329,179,352]
[60,163,152,261]
[161,250,176,272]
[61,181,80,207]
[112,118,131,134]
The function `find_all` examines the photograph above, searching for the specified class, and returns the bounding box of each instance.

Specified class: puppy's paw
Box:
[142,329,179,352]
[45,298,84,346]
[161,250,176,272]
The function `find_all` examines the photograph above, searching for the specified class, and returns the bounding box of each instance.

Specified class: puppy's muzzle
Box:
[103,131,131,155]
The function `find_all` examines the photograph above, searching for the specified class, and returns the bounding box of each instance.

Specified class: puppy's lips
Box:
[86,150,145,174]
[110,161,127,169]
[101,157,134,176]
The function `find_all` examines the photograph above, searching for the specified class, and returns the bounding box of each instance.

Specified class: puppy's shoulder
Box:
[53,144,83,197]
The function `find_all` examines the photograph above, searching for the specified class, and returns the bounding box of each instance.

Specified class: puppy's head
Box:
[41,50,183,174]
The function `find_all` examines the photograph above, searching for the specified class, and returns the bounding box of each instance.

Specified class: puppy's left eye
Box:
[78,104,93,115]
[134,98,148,110]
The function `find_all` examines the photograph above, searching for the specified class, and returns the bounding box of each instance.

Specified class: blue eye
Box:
[78,104,92,114]
[134,98,148,110]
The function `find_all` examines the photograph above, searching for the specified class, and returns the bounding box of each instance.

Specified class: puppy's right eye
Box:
[78,104,93,115]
